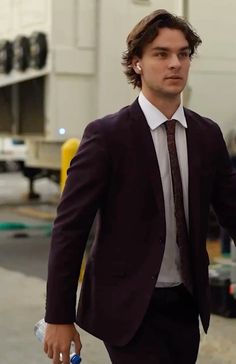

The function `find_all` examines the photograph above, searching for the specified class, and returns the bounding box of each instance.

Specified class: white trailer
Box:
[0,0,235,176]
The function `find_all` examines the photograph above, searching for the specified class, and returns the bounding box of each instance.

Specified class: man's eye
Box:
[155,52,168,58]
[178,52,189,59]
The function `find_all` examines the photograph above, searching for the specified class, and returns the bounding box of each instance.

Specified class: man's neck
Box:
[141,90,181,120]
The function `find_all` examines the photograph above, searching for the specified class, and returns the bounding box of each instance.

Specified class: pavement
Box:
[0,172,236,364]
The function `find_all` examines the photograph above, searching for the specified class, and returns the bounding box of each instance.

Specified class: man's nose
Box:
[168,54,181,69]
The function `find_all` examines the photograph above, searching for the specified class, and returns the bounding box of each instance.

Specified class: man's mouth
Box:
[165,75,182,80]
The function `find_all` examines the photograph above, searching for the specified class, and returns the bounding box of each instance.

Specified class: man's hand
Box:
[44,323,82,364]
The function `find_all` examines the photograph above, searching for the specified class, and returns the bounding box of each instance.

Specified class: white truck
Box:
[0,0,235,195]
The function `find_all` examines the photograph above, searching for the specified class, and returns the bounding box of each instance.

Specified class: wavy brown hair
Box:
[122,9,202,89]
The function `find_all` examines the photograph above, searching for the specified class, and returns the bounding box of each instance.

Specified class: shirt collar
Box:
[138,91,187,130]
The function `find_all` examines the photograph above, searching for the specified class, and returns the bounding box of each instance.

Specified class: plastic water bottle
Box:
[34,318,82,364]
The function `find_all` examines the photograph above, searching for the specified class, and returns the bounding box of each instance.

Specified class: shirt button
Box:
[159,238,164,245]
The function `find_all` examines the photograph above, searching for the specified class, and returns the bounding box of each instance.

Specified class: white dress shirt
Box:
[138,92,189,287]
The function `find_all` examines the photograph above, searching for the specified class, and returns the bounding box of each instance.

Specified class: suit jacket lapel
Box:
[184,108,202,251]
[129,100,165,222]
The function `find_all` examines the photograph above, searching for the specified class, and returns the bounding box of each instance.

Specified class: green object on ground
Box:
[0,221,52,231]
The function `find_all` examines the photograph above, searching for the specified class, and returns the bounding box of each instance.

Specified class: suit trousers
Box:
[104,284,200,364]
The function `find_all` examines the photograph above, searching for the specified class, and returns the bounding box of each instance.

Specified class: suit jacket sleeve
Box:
[45,119,109,323]
[211,124,236,242]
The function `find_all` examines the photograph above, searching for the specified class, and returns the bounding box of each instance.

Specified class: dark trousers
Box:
[104,284,200,364]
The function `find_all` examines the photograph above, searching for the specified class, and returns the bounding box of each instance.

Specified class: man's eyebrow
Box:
[151,46,190,52]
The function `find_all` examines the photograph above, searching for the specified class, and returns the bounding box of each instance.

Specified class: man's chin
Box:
[165,86,184,97]
[161,91,182,99]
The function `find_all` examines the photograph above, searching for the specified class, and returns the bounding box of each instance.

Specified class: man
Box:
[44,9,236,364]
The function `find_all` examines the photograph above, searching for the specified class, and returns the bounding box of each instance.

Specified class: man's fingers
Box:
[52,349,62,364]
[74,333,82,355]
[44,344,62,364]
[43,324,82,362]
[43,341,48,354]
[46,346,53,359]
[60,350,70,364]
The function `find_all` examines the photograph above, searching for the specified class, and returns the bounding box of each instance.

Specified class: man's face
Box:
[134,27,191,100]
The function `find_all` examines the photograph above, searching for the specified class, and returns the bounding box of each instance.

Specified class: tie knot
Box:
[165,119,176,135]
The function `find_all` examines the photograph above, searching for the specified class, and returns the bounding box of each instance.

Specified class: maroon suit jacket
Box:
[45,99,236,346]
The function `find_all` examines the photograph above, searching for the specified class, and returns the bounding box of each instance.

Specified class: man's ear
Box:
[132,58,142,74]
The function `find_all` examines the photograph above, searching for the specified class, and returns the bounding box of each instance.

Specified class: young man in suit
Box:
[44,9,236,364]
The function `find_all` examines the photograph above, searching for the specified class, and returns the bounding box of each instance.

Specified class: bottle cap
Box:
[70,354,81,364]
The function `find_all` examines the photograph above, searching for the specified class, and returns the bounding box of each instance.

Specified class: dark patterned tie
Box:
[165,119,193,294]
